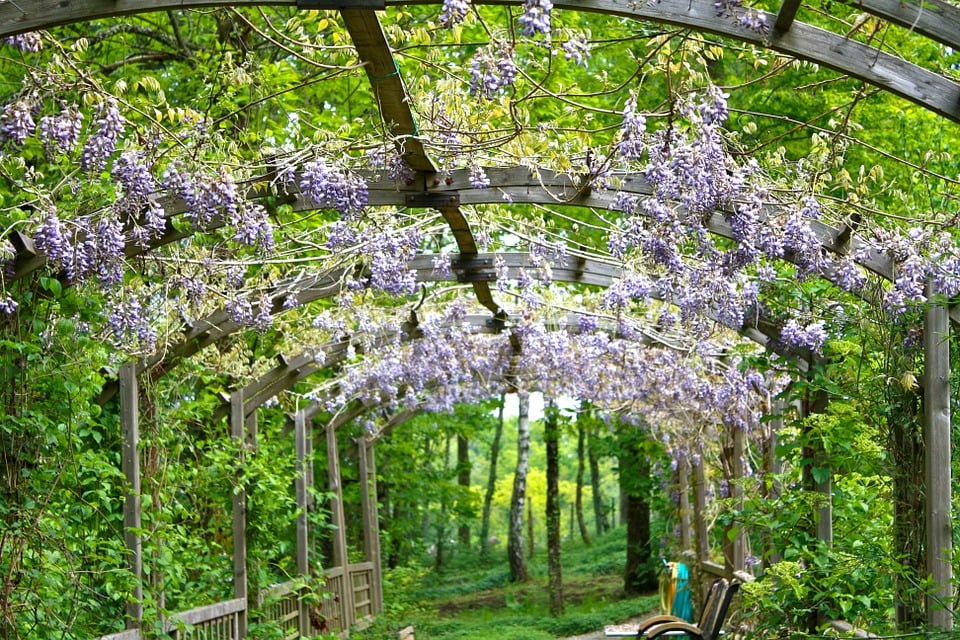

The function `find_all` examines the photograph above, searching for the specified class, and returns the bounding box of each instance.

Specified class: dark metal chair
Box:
[636,578,740,640]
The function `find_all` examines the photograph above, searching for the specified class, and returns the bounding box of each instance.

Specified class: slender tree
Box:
[586,412,610,535]
[507,393,531,582]
[544,401,564,615]
[457,433,471,548]
[620,424,658,594]
[575,414,593,545]
[480,394,505,558]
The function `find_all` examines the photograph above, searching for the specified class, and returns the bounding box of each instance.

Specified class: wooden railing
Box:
[165,598,246,640]
[349,562,375,621]
[98,562,377,640]
[258,581,302,640]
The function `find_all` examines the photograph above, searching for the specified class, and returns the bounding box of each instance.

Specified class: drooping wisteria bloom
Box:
[298,158,369,218]
[561,32,591,67]
[468,45,517,99]
[780,318,828,354]
[81,98,125,172]
[439,0,470,27]
[616,93,646,161]
[519,0,553,37]
[0,295,17,315]
[5,32,42,52]
[469,163,490,189]
[39,106,83,153]
[0,97,36,147]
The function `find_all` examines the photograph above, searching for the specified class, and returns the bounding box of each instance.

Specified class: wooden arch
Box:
[2,0,959,123]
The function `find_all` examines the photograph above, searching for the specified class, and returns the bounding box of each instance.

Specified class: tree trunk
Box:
[457,433,471,549]
[587,413,609,535]
[480,394,505,559]
[545,401,564,616]
[575,417,592,545]
[435,433,451,570]
[507,393,531,582]
[621,429,657,594]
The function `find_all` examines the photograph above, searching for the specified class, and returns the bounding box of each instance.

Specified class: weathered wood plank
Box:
[773,0,802,34]
[295,411,311,636]
[98,629,142,640]
[167,597,246,627]
[119,362,144,628]
[230,392,249,637]
[924,280,952,630]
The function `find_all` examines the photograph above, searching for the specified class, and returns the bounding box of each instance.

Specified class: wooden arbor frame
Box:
[4,0,954,634]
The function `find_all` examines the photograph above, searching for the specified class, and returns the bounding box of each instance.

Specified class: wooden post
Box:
[692,448,709,604]
[732,426,745,573]
[763,400,783,568]
[327,422,355,627]
[230,391,248,637]
[678,453,692,553]
[924,281,952,630]
[119,362,143,628]
[295,411,310,635]
[357,436,384,614]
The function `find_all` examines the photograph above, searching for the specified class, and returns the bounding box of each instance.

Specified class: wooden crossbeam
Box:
[340,8,500,313]
[773,0,802,34]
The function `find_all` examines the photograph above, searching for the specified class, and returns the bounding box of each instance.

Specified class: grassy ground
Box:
[356,529,660,640]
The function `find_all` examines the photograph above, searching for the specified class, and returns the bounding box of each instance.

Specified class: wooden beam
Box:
[119,361,143,629]
[230,390,249,637]
[773,0,802,34]
[924,280,953,630]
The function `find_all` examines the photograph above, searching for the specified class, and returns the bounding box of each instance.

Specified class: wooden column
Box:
[295,411,310,634]
[924,281,952,630]
[762,400,783,568]
[230,391,248,637]
[358,436,384,614]
[327,422,354,627]
[692,448,709,603]
[722,425,745,577]
[677,453,692,553]
[119,362,143,628]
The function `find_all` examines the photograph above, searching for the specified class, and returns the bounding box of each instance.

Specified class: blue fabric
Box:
[670,562,694,623]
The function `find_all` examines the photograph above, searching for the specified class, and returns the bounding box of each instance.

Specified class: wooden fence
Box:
[98,562,377,640]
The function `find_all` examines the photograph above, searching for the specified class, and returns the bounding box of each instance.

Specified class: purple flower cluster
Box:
[81,98,125,172]
[39,106,83,153]
[366,227,422,295]
[0,295,17,315]
[617,94,646,161]
[5,32,42,52]
[439,0,470,27]
[469,163,490,189]
[561,33,591,67]
[469,45,518,99]
[519,0,553,37]
[298,158,369,219]
[0,97,36,147]
[106,291,157,352]
[780,318,828,354]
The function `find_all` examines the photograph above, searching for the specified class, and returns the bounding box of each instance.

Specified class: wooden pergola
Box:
[2,0,956,636]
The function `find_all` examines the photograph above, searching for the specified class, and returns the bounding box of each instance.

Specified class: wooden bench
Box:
[605,578,739,640]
